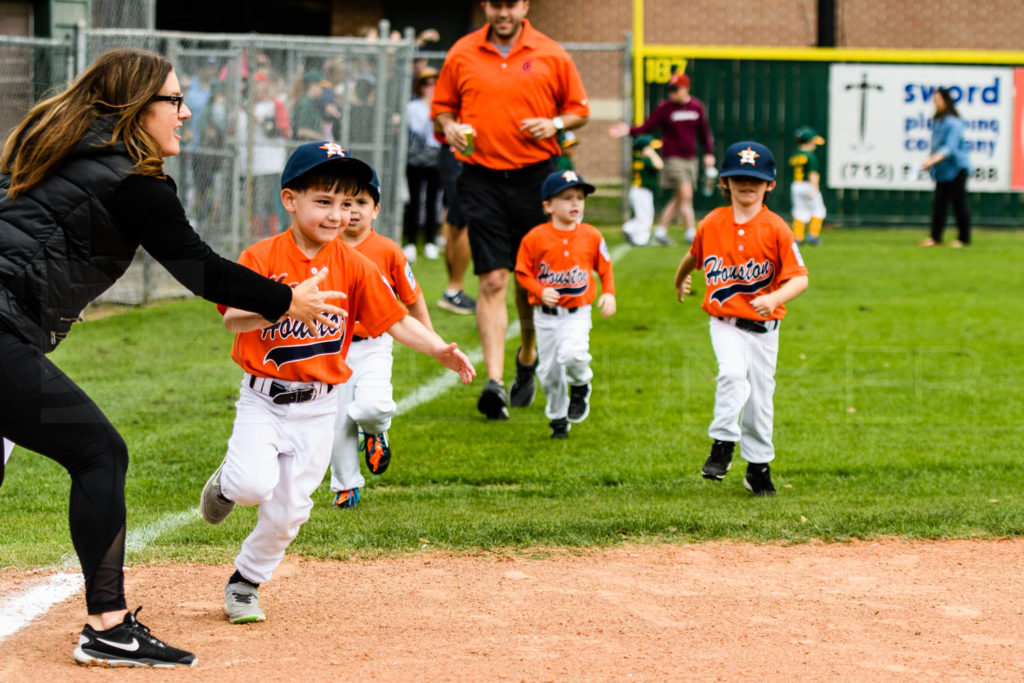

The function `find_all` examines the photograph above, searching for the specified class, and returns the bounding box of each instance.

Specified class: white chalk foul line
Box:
[0,240,634,642]
[0,508,202,642]
[0,573,83,641]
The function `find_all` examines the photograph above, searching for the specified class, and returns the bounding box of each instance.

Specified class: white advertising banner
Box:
[828,64,1014,192]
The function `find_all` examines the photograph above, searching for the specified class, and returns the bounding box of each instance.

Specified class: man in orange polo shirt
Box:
[432,0,590,420]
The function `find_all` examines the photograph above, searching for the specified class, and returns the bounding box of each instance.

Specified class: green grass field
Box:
[2,226,1022,568]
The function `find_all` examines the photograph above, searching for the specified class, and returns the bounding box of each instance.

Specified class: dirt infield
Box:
[1,538,1022,681]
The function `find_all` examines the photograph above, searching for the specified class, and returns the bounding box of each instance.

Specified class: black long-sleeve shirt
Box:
[111,175,290,322]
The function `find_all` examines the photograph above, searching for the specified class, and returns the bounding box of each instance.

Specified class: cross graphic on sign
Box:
[845,72,884,147]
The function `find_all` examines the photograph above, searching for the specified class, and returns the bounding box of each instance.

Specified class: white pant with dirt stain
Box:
[329,334,395,492]
[534,304,593,421]
[707,316,779,464]
[220,379,338,584]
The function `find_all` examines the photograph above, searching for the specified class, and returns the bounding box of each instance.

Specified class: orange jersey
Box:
[690,205,808,321]
[515,221,614,307]
[230,230,407,384]
[431,19,590,171]
[350,230,421,339]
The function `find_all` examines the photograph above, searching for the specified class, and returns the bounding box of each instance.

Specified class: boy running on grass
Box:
[200,142,474,624]
[674,141,808,496]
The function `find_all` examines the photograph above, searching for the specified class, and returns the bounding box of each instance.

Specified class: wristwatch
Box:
[552,116,565,131]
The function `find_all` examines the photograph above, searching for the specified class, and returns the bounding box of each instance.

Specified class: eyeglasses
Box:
[151,94,184,113]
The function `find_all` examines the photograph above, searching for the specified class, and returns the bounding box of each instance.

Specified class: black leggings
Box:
[404,164,442,247]
[930,169,971,244]
[0,331,128,614]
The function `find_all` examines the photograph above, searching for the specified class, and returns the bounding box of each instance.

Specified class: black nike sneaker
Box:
[73,607,197,668]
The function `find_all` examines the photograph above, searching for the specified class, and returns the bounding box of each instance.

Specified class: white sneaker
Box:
[685,226,697,243]
[423,242,440,260]
[402,244,417,264]
[224,582,266,624]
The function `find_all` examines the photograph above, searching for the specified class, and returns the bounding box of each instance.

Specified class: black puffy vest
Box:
[0,120,140,352]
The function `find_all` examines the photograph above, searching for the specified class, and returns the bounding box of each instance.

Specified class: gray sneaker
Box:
[224,582,266,624]
[437,289,476,315]
[200,463,234,524]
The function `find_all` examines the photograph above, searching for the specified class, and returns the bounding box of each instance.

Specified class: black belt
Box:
[463,157,554,181]
[248,374,333,405]
[540,305,579,316]
[351,335,367,342]
[718,317,779,334]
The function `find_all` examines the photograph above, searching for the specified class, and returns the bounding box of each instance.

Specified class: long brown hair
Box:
[1,48,173,198]
[934,87,960,120]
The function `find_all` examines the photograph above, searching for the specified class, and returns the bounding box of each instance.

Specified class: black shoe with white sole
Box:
[509,347,537,408]
[73,608,196,668]
[477,379,510,420]
[701,440,735,480]
[567,383,591,423]
[744,462,777,496]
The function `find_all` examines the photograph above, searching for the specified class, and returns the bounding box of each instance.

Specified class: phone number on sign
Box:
[839,162,1000,183]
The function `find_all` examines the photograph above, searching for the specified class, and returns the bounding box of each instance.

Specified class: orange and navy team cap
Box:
[541,169,596,201]
[719,140,776,181]
[281,141,374,189]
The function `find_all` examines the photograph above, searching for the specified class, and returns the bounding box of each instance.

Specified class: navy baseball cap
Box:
[541,169,596,201]
[364,165,382,204]
[281,141,374,189]
[719,141,776,182]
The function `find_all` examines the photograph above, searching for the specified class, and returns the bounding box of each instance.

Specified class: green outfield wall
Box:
[640,49,1024,227]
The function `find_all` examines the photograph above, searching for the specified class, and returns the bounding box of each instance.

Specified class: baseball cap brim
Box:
[543,182,596,200]
[719,169,775,181]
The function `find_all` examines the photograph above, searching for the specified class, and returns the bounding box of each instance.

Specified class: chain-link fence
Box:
[77,23,415,304]
[1,26,630,305]
[0,35,75,142]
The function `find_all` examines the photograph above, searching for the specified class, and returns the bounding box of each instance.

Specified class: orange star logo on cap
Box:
[319,142,347,158]
[561,170,580,182]
[738,147,760,165]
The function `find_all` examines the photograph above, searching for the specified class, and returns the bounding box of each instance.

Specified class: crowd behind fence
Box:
[82,24,416,304]
[0,26,629,305]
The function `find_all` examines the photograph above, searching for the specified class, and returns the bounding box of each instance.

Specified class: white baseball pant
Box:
[707,316,779,464]
[219,378,337,584]
[329,334,396,493]
[2,438,11,464]
[534,304,593,420]
[622,185,654,246]
[790,181,826,223]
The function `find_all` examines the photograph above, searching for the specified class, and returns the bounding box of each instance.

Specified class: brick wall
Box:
[641,0,816,46]
[836,0,1024,49]
[525,0,1024,49]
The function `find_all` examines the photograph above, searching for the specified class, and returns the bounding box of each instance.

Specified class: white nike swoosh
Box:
[96,636,141,652]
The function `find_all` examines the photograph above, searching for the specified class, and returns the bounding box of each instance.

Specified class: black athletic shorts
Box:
[457,157,555,275]
[439,145,465,229]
